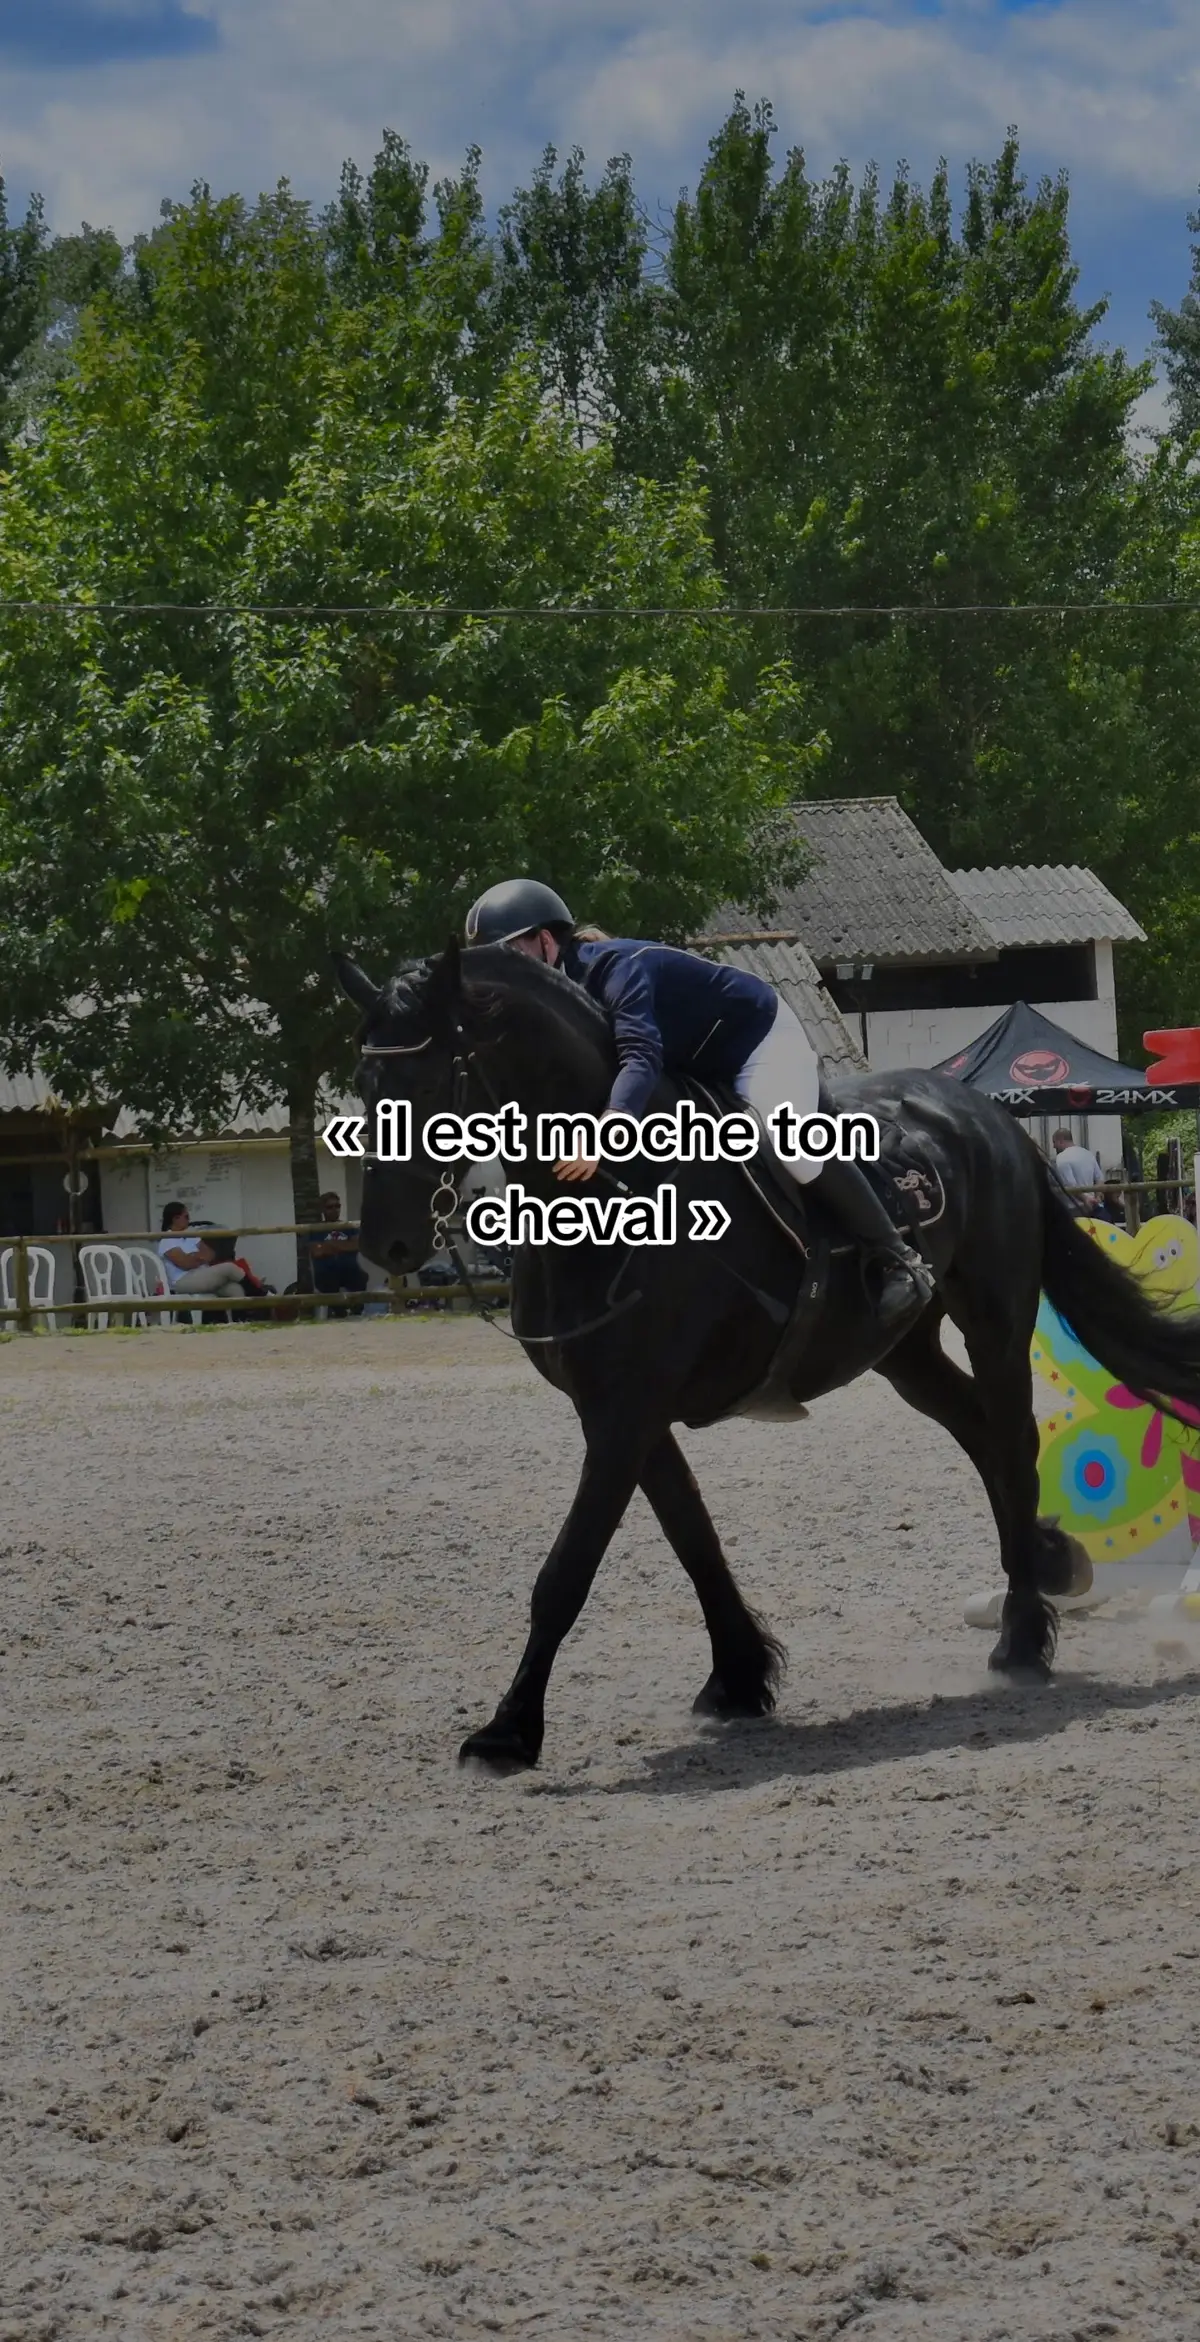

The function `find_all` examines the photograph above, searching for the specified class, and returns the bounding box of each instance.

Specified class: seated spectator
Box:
[233,1254,274,1300]
[309,1191,370,1306]
[211,1237,275,1314]
[157,1203,248,1303]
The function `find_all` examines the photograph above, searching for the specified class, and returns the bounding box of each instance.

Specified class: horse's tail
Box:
[1039,1164,1200,1423]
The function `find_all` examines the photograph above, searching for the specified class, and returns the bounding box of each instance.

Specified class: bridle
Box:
[357,1006,644,1346]
[359,1022,477,1255]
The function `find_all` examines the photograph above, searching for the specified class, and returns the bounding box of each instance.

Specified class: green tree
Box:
[610,103,1152,868]
[1102,445,1200,1048]
[6,220,124,432]
[1149,194,1200,443]
[0,166,819,1256]
[494,144,658,449]
[322,132,508,411]
[0,172,50,454]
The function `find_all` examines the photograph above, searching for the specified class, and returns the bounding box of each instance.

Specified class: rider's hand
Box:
[555,1156,600,1182]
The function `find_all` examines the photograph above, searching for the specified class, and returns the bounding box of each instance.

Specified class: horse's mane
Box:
[377,955,435,1018]
[374,943,613,1068]
[461,944,612,1051]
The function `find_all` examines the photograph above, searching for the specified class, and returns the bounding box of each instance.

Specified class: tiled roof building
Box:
[946,865,1146,950]
[700,937,867,1076]
[704,798,996,968]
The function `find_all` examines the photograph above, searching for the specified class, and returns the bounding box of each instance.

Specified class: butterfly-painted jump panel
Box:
[1033,1216,1200,1568]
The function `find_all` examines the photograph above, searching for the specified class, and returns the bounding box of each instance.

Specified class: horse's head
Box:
[334,937,615,1274]
[335,942,469,1274]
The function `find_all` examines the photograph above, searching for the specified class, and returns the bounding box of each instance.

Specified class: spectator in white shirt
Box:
[157,1202,247,1300]
[1050,1129,1104,1212]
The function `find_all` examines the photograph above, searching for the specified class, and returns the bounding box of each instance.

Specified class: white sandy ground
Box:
[2,1319,1200,2342]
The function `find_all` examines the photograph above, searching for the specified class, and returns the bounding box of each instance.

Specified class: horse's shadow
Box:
[541,1669,1200,1799]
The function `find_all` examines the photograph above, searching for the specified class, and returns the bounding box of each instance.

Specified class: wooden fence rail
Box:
[4,1181,1197,1333]
[0,1222,510,1332]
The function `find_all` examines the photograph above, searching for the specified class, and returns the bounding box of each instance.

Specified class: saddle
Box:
[683,1076,944,1422]
[686,1076,812,1259]
[858,1112,948,1242]
[684,1077,827,1421]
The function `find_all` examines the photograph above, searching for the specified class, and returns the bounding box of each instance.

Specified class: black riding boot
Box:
[811,1154,935,1333]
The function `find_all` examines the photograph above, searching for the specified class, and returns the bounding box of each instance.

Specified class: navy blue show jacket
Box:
[559,936,777,1120]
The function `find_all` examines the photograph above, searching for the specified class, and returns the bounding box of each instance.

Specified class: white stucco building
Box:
[702,796,1147,1174]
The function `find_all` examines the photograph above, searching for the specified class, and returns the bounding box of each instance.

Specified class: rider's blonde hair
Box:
[572,924,610,942]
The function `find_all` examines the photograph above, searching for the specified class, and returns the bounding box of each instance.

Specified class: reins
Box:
[360,1012,643,1347]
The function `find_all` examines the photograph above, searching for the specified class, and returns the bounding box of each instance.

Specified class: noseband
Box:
[356,1004,644,1347]
[359,1022,483,1251]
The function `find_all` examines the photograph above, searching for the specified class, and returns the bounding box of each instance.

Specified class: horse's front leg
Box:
[639,1434,786,1716]
[459,1411,651,1771]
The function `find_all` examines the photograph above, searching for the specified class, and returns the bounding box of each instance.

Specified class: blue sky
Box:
[0,1,215,71]
[3,0,1197,428]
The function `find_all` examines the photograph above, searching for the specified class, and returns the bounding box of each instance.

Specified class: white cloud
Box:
[2,0,1199,250]
[564,0,1200,210]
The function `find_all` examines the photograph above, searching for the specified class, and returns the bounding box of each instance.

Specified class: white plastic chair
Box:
[80,1242,154,1329]
[78,1243,200,1329]
[0,1244,60,1332]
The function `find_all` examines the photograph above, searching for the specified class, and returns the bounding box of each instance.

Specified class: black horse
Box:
[337,940,1200,1770]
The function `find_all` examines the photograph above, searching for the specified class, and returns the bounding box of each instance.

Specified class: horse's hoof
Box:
[1034,1519,1094,1599]
[692,1672,773,1718]
[458,1722,541,1772]
[1061,1536,1094,1598]
[987,1640,1053,1683]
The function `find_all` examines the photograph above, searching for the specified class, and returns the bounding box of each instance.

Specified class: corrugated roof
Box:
[0,1064,357,1141]
[696,937,868,1075]
[705,798,997,967]
[947,865,1146,948]
[0,1066,59,1115]
[107,1087,359,1143]
[107,1103,288,1141]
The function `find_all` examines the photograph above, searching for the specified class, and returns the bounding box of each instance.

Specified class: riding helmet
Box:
[464,879,575,948]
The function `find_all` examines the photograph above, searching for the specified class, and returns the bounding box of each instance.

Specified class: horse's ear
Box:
[428,936,463,1011]
[332,951,381,1013]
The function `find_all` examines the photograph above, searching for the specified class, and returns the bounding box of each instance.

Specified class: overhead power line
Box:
[0,597,1197,620]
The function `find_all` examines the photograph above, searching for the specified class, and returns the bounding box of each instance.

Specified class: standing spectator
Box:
[309,1191,369,1312]
[157,1203,247,1305]
[1050,1129,1104,1215]
[1097,1166,1125,1225]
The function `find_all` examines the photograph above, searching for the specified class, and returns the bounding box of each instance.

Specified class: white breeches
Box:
[173,1264,246,1296]
[732,997,823,1187]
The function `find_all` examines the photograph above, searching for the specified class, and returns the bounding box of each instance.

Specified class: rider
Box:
[464,878,934,1334]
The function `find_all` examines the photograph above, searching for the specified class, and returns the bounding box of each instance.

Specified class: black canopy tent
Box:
[931,1002,1200,1115]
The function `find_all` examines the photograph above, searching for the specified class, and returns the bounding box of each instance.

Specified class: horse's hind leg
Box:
[639,1434,786,1717]
[941,1274,1059,1678]
[878,1314,1091,1604]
